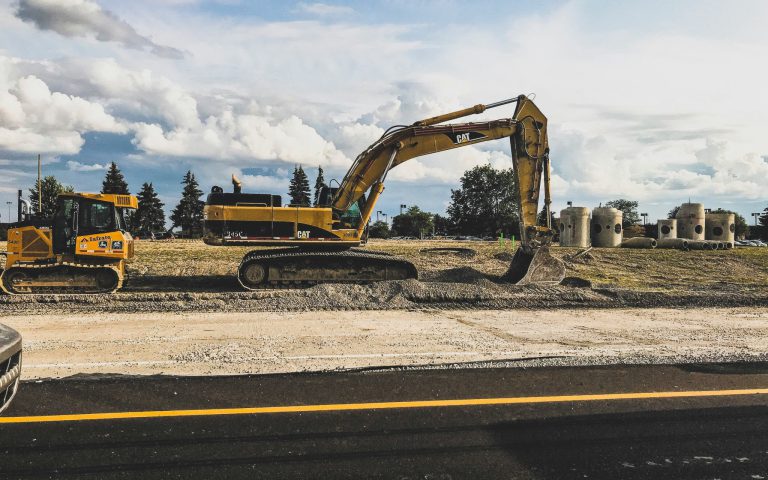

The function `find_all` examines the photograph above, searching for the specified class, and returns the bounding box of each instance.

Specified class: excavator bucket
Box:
[503,246,565,285]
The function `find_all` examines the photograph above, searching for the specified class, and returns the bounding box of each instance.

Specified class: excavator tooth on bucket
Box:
[503,246,565,285]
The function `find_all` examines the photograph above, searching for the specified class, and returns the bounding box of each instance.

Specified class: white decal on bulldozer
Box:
[297,230,311,239]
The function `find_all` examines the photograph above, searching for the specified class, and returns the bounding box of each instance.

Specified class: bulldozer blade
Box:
[502,246,565,285]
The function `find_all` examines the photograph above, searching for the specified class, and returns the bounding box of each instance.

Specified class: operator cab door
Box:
[52,197,77,254]
[78,199,116,237]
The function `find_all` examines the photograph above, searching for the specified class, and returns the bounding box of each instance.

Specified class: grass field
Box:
[3,239,767,293]
[124,239,768,292]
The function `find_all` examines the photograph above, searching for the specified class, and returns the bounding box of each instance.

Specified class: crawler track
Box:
[0,262,121,295]
[237,248,418,290]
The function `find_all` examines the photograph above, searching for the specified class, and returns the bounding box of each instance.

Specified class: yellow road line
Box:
[2,388,768,424]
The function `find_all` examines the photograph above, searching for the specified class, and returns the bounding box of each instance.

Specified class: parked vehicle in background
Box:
[0,323,22,414]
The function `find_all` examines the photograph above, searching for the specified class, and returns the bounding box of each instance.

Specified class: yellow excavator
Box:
[0,193,137,294]
[203,94,565,289]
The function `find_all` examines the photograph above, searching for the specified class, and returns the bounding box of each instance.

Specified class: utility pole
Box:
[37,154,41,215]
[6,201,11,222]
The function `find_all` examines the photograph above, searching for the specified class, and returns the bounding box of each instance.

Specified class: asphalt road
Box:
[2,363,768,479]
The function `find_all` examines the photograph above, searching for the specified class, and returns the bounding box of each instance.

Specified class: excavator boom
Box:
[331,95,564,285]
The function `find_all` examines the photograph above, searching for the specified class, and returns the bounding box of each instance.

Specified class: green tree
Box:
[605,199,640,227]
[759,206,768,227]
[134,182,166,235]
[668,206,680,219]
[29,176,74,218]
[432,214,453,235]
[447,164,518,237]
[313,166,326,205]
[170,171,204,237]
[101,162,130,194]
[368,220,391,238]
[392,206,433,238]
[711,208,748,238]
[536,205,555,227]
[288,166,311,206]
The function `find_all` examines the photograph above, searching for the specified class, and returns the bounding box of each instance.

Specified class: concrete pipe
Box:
[675,203,705,240]
[621,237,657,249]
[688,240,713,250]
[705,212,735,245]
[591,207,623,248]
[559,207,590,248]
[657,219,677,240]
[656,238,689,250]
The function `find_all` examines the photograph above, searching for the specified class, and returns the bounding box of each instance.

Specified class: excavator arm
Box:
[330,95,563,285]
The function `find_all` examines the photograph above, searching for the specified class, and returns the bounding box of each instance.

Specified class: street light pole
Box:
[6,201,11,223]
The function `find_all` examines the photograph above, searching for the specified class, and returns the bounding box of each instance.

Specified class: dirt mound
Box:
[431,267,490,283]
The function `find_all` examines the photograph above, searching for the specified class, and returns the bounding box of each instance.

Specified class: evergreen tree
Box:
[134,182,166,235]
[759,206,768,227]
[170,171,204,237]
[288,166,312,206]
[29,176,74,218]
[313,166,326,205]
[101,162,130,194]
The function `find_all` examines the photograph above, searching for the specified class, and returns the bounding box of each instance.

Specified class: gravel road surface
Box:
[5,307,767,379]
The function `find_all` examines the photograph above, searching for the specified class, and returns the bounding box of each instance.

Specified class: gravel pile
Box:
[1,275,766,315]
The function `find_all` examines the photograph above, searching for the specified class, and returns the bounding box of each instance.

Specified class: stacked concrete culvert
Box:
[705,212,735,247]
[675,203,705,240]
[591,207,623,247]
[558,207,590,247]
[657,219,677,239]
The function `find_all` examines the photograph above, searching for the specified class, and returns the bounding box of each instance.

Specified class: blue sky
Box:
[0,0,766,226]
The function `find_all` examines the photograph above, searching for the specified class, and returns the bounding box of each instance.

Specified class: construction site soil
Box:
[1,239,766,314]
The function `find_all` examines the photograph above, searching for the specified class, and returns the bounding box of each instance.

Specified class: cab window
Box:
[79,199,115,235]
[339,201,363,228]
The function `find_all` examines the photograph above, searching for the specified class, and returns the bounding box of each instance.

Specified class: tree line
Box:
[11,161,768,241]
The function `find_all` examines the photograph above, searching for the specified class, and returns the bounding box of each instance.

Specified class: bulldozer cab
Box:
[52,195,128,255]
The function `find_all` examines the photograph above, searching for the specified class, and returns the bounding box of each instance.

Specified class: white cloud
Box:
[132,111,349,168]
[0,71,125,154]
[67,160,106,171]
[14,0,184,58]
[296,3,354,17]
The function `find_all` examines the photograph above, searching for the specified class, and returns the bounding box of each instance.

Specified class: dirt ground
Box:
[1,239,766,314]
[2,240,766,379]
[6,307,768,379]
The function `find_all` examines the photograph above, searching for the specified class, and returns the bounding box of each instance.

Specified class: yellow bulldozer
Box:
[0,192,137,294]
[203,94,566,289]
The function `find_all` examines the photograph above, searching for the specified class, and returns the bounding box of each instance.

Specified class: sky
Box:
[0,0,767,226]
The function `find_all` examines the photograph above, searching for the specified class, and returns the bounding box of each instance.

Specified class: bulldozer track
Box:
[0,261,122,295]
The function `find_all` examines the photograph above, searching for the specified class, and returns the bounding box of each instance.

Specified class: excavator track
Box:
[0,262,122,295]
[237,248,418,290]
